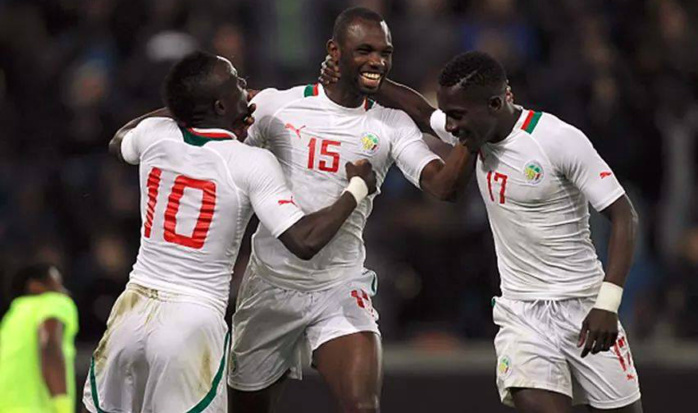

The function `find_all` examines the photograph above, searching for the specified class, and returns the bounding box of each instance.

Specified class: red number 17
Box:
[487,171,508,204]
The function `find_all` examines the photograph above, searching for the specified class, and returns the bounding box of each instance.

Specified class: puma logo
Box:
[284,123,306,139]
[600,171,613,179]
[278,198,296,206]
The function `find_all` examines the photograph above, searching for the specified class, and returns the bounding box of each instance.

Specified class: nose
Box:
[369,53,386,70]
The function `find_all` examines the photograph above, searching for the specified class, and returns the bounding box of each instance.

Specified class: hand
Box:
[577,308,619,358]
[345,160,377,195]
[247,89,260,101]
[319,55,340,86]
[231,103,256,140]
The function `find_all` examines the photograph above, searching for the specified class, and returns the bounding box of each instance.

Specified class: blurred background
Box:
[0,0,696,411]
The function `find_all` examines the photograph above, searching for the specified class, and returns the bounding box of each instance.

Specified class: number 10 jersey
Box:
[120,117,304,314]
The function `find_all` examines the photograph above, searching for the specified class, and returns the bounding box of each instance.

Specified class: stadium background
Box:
[0,0,696,411]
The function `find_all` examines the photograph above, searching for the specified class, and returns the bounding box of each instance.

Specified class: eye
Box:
[381,49,393,58]
[356,47,371,55]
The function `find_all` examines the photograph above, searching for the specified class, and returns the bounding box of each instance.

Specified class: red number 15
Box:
[307,137,341,172]
[144,167,216,249]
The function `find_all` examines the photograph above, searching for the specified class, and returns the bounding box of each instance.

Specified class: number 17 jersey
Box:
[120,117,304,314]
[246,84,440,291]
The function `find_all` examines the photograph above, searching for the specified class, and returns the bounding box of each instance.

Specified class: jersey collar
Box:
[316,83,375,113]
[180,127,238,147]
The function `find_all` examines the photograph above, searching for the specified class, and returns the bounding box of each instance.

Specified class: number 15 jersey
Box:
[246,84,440,291]
[120,117,304,314]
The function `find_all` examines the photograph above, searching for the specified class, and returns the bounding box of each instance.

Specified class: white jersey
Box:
[246,83,440,291]
[120,117,304,313]
[431,108,625,300]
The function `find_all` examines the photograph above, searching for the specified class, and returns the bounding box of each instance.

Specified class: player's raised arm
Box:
[109,107,172,162]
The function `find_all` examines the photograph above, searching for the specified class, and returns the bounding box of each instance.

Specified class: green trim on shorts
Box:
[186,331,231,413]
[89,358,108,413]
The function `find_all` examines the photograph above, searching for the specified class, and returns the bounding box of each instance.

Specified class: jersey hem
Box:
[251,255,366,292]
[126,279,227,316]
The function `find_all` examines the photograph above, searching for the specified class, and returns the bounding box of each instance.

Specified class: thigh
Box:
[558,301,641,410]
[83,288,149,413]
[511,388,573,413]
[146,300,229,413]
[587,400,643,412]
[313,332,382,411]
[229,375,288,413]
[228,266,310,392]
[492,298,573,407]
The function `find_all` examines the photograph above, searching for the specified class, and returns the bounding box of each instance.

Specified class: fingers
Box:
[577,320,588,348]
[581,330,596,358]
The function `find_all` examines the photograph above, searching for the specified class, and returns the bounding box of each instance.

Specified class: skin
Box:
[438,82,642,413]
[324,18,473,202]
[325,57,641,412]
[109,56,378,261]
[26,267,69,399]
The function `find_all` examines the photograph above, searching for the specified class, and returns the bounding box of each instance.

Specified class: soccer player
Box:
[367,51,643,412]
[0,264,78,413]
[229,7,474,413]
[82,51,377,413]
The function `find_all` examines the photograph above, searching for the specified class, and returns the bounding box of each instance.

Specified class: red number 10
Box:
[487,171,508,204]
[144,167,217,249]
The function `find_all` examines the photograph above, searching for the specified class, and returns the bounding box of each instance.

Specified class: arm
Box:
[39,319,72,413]
[278,160,376,260]
[418,146,476,202]
[109,107,172,161]
[376,79,437,135]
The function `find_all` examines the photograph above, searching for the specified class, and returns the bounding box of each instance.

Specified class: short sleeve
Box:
[388,110,442,188]
[245,88,280,148]
[120,117,173,165]
[547,125,625,211]
[243,149,305,237]
[429,110,459,145]
[35,293,79,335]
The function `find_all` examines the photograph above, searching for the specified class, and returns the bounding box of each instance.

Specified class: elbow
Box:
[432,187,459,202]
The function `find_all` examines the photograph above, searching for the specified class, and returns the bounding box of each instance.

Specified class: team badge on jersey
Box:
[523,161,544,185]
[359,132,380,155]
[497,355,512,378]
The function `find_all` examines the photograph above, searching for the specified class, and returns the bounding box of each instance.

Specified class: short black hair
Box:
[332,7,385,44]
[162,51,222,126]
[438,51,507,91]
[10,263,54,300]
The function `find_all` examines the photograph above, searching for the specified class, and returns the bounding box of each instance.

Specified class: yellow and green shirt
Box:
[0,292,79,413]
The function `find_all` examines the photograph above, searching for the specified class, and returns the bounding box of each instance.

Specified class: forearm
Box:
[603,205,638,287]
[281,193,357,259]
[41,344,67,396]
[377,79,436,134]
[421,144,476,201]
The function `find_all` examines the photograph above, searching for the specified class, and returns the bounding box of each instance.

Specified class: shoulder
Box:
[36,293,78,323]
[134,117,179,134]
[252,85,309,113]
[527,111,590,152]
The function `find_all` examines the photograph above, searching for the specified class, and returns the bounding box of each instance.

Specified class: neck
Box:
[490,103,522,143]
[324,80,365,108]
[188,117,232,131]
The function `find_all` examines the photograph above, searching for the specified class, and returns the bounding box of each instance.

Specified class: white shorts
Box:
[228,261,380,391]
[83,284,229,413]
[493,297,641,409]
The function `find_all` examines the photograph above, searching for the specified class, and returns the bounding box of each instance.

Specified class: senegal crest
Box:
[523,161,544,185]
[359,132,380,155]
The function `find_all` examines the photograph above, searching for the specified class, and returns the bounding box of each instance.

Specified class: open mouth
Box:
[359,72,383,89]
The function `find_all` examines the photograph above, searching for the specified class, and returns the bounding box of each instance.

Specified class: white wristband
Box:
[343,176,369,205]
[593,282,623,313]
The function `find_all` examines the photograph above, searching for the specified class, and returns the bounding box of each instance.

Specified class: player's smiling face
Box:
[437,84,501,144]
[336,19,393,95]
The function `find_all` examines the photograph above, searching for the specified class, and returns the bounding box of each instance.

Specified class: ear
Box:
[327,39,340,62]
[488,96,503,112]
[214,99,226,116]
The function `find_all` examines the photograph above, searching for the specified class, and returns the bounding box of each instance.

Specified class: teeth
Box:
[361,73,381,80]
